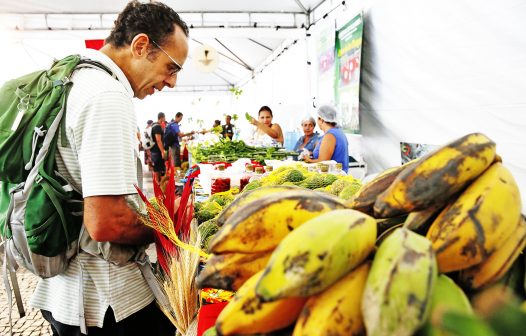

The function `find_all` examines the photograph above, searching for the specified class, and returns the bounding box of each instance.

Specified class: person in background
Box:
[143,119,154,168]
[167,111,194,168]
[151,112,166,183]
[249,105,284,146]
[293,116,320,155]
[222,114,235,139]
[29,1,189,335]
[200,120,222,135]
[304,105,349,172]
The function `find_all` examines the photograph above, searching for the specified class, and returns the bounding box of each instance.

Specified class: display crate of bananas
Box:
[196,133,526,336]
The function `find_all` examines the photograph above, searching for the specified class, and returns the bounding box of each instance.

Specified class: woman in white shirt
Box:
[249,105,284,146]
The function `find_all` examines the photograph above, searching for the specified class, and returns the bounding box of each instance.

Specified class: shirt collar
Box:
[82,49,134,97]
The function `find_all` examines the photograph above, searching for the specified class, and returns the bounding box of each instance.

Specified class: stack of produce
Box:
[188,139,297,164]
[243,164,362,200]
[196,164,361,250]
[195,191,235,250]
[197,133,526,335]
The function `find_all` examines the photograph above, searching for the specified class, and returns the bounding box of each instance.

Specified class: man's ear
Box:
[130,33,150,58]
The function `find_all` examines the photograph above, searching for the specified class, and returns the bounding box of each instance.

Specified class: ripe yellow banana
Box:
[420,274,473,336]
[196,251,271,291]
[362,228,437,336]
[216,270,307,335]
[347,160,416,215]
[256,209,376,301]
[216,185,300,226]
[374,133,496,217]
[208,190,347,254]
[426,162,522,273]
[292,262,370,336]
[459,216,526,289]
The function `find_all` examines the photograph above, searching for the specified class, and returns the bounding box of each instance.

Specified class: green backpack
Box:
[0,55,112,278]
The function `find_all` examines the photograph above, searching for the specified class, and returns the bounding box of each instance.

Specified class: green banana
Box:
[419,274,472,336]
[374,133,496,217]
[437,311,497,336]
[208,190,347,254]
[376,223,404,246]
[256,209,376,301]
[362,228,437,336]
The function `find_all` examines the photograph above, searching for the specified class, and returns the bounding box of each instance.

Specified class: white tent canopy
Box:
[1,0,525,212]
[0,0,333,91]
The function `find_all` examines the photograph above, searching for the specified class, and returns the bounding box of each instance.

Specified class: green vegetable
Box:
[195,209,217,224]
[187,139,297,164]
[245,112,252,122]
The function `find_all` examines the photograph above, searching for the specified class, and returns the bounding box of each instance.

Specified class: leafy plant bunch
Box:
[189,139,296,164]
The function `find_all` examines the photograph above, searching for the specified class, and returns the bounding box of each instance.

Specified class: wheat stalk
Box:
[155,219,202,335]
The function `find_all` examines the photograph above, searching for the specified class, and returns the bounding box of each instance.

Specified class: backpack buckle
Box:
[35,175,43,184]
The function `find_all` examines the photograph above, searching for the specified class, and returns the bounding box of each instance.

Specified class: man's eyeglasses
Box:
[150,39,183,77]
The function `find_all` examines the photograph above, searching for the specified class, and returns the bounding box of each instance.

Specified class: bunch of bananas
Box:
[198,132,525,336]
[197,186,348,292]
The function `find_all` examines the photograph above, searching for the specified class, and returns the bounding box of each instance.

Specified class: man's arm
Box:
[178,131,194,137]
[83,195,153,245]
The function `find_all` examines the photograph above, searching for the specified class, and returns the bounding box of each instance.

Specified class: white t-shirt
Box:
[30,49,154,327]
[252,128,280,146]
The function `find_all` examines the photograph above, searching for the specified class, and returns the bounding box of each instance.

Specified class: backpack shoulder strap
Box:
[75,58,115,78]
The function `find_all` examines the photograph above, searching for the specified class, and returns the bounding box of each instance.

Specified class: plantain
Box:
[215,185,300,226]
[374,133,496,217]
[418,274,473,336]
[403,204,444,235]
[376,215,408,234]
[347,160,416,215]
[208,190,347,254]
[293,262,370,336]
[362,228,437,336]
[196,251,271,291]
[376,222,404,246]
[215,270,306,335]
[459,216,526,289]
[426,162,522,273]
[256,209,376,301]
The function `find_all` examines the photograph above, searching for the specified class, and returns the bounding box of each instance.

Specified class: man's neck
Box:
[100,44,133,90]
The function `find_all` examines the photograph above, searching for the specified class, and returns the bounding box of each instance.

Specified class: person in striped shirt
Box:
[30,1,189,335]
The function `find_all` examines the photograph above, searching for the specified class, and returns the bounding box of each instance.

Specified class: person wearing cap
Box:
[248,105,284,146]
[293,116,320,154]
[304,105,349,172]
